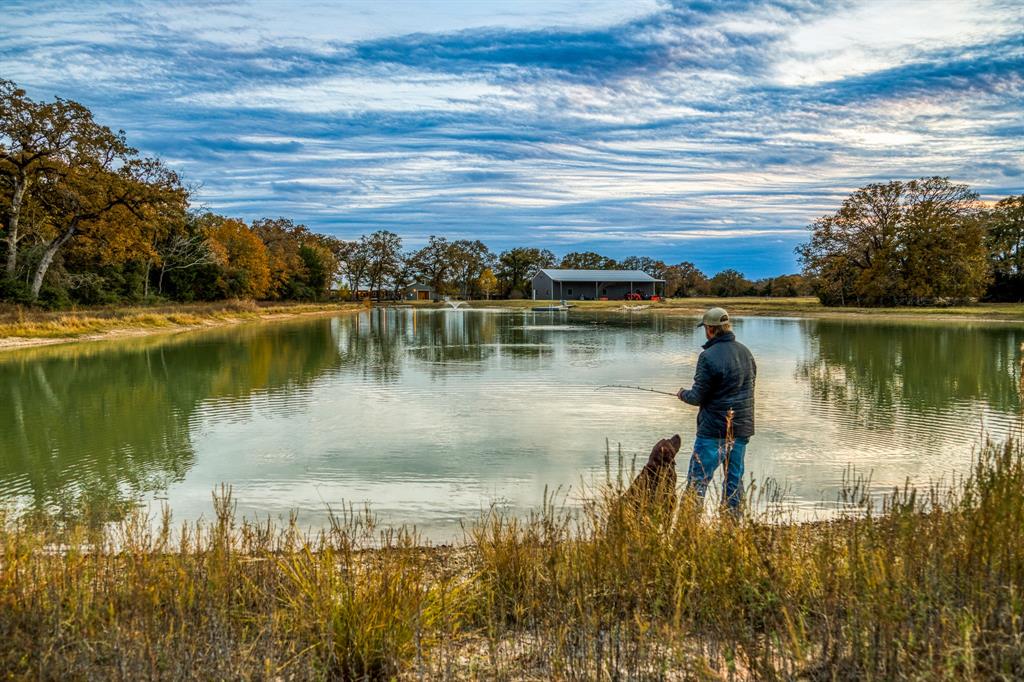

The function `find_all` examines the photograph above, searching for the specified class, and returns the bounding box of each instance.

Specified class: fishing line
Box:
[596,384,678,397]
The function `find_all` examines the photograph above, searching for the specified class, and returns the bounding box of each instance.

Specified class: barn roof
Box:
[536,269,664,282]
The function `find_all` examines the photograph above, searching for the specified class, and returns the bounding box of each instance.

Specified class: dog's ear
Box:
[669,434,682,452]
[650,439,669,464]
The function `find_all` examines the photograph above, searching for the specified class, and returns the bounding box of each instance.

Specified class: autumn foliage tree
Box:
[33,156,185,300]
[754,274,811,297]
[797,177,990,306]
[1,81,187,302]
[0,79,339,304]
[663,261,708,297]
[478,268,498,299]
[0,80,91,279]
[251,218,305,299]
[206,216,270,299]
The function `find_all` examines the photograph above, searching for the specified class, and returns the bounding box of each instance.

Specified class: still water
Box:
[1,309,1021,539]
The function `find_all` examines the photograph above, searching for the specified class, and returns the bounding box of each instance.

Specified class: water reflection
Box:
[0,322,342,512]
[799,320,1023,427]
[1,310,1021,537]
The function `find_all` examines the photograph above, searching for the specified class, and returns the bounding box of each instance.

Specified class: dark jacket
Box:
[680,332,756,439]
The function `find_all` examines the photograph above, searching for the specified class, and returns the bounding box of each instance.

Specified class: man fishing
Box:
[677,307,756,510]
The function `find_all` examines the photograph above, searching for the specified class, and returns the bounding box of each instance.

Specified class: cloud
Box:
[2,0,1021,277]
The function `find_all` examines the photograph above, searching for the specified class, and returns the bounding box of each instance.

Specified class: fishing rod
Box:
[596,384,678,397]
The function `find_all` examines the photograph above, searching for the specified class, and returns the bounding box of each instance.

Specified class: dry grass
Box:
[0,300,360,341]
[2,440,1022,679]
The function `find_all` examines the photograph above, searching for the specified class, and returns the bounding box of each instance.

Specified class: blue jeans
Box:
[686,436,749,509]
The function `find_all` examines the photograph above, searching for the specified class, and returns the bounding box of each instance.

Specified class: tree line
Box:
[0,81,804,307]
[797,177,1024,306]
[6,81,1020,308]
[341,238,810,301]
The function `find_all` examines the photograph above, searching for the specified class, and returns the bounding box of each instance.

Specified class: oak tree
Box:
[496,247,556,297]
[0,82,99,278]
[797,177,987,306]
[984,195,1024,301]
[559,251,618,270]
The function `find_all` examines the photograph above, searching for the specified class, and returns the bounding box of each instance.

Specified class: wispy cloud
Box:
[2,0,1021,276]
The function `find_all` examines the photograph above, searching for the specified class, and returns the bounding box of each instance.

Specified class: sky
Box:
[2,0,1022,277]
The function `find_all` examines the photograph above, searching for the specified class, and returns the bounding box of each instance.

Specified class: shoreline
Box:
[4,439,1020,679]
[0,300,364,353]
[3,296,1023,353]
[392,296,1024,324]
[2,298,1021,677]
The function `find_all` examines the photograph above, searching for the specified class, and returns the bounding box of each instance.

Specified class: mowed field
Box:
[402,296,1024,320]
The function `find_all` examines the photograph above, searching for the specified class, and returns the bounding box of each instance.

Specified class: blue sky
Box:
[2,0,1022,277]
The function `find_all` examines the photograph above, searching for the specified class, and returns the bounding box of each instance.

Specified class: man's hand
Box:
[677,388,687,401]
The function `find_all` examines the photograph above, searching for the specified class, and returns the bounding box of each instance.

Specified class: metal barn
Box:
[531,269,664,300]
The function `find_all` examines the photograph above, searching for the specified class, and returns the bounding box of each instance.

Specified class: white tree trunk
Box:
[5,175,28,277]
[30,227,75,299]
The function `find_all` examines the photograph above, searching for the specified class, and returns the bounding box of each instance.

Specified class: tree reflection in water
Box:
[798,320,1024,430]
[5,312,1022,534]
[341,309,555,377]
[0,321,342,518]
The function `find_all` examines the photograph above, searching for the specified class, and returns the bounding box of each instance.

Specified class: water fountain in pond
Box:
[443,300,469,310]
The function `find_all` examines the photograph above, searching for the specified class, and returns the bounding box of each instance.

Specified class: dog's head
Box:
[648,434,682,466]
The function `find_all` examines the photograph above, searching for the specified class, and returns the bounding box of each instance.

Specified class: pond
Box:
[1,308,1021,540]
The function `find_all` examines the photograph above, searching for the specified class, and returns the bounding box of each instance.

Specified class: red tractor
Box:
[624,292,643,301]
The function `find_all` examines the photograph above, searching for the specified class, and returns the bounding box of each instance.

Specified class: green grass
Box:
[422,297,1024,319]
[2,441,1022,679]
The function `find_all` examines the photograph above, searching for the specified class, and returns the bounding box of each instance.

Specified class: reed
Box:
[1,441,1022,679]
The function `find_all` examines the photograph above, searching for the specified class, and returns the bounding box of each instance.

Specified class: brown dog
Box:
[623,434,682,517]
